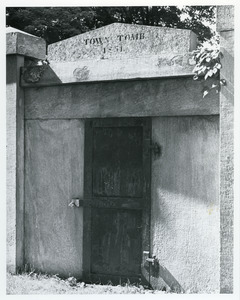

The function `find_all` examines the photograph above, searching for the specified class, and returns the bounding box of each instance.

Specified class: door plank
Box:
[91,208,142,276]
[141,119,152,286]
[93,126,143,198]
[82,121,93,281]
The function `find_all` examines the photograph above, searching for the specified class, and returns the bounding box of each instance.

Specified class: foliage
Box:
[6,6,216,45]
[179,6,216,41]
[192,35,226,98]
[6,7,97,44]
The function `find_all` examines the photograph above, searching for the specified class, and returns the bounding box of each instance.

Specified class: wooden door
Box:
[83,118,151,285]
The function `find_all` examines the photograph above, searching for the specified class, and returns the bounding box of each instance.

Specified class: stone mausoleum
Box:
[6,6,234,293]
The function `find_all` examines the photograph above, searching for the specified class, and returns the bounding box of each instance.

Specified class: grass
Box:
[6,272,167,295]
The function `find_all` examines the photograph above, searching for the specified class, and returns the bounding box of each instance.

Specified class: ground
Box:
[6,272,167,295]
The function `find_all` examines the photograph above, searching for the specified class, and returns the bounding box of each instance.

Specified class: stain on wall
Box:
[24,119,84,278]
[151,116,220,293]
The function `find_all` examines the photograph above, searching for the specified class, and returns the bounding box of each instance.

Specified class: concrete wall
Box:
[151,116,220,293]
[24,77,219,119]
[217,6,234,293]
[24,120,84,278]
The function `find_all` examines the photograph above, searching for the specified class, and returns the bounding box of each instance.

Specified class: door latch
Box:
[68,199,80,207]
[146,256,157,266]
[143,251,157,266]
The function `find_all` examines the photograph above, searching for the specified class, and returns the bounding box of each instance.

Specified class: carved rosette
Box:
[22,66,47,83]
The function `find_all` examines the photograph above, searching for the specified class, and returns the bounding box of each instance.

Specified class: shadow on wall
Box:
[152,116,219,204]
[150,260,184,293]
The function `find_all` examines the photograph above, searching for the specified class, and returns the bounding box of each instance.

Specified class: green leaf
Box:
[203,90,209,98]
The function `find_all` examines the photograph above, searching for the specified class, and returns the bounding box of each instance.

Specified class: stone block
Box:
[6,27,46,60]
[48,23,197,62]
[216,6,234,32]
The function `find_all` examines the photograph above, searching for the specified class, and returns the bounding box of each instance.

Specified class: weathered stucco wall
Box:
[151,116,220,293]
[24,120,84,278]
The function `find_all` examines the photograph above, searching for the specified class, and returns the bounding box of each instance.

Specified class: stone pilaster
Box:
[6,27,46,273]
[216,6,234,294]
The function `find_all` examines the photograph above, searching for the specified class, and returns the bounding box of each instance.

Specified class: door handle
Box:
[146,256,157,266]
[68,199,80,207]
[143,250,157,266]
